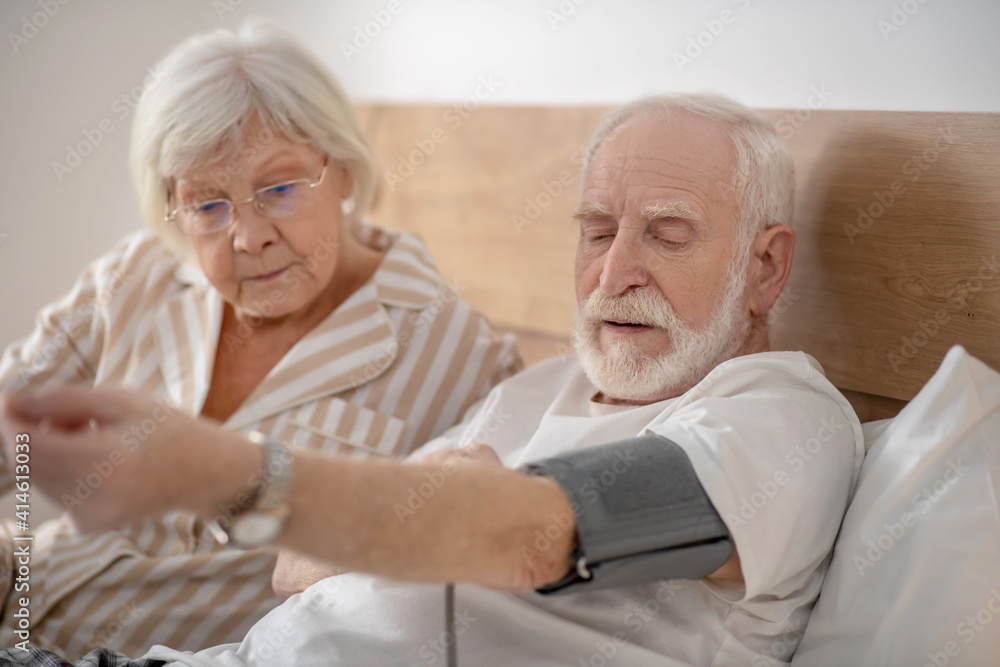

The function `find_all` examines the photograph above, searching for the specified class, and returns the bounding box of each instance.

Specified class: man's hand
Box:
[420,443,503,467]
[0,387,260,533]
[706,550,744,584]
[272,550,347,600]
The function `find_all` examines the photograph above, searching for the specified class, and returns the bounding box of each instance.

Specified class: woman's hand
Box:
[1,389,577,591]
[0,387,260,533]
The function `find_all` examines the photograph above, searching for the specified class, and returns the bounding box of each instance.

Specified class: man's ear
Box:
[747,224,795,317]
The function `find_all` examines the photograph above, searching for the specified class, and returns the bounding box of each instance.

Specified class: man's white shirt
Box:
[145,351,864,667]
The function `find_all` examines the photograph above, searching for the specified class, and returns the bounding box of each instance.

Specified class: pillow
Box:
[793,345,1000,667]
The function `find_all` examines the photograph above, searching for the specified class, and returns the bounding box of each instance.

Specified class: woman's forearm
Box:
[1,388,576,592]
[286,453,575,590]
[197,432,576,591]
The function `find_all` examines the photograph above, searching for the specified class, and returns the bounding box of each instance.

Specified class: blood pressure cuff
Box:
[520,433,733,595]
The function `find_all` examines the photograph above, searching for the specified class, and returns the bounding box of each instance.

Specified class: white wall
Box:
[1,0,998,350]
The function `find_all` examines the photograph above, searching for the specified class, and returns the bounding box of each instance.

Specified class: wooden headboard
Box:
[355,105,1000,422]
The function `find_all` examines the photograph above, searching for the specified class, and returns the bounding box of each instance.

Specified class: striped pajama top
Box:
[0,221,521,658]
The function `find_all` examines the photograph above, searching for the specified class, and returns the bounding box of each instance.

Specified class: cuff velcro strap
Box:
[520,433,733,594]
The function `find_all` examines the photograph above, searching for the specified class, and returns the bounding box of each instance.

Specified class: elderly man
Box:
[1,93,863,666]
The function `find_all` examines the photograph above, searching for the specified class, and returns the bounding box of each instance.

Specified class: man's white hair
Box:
[130,18,379,258]
[582,92,795,255]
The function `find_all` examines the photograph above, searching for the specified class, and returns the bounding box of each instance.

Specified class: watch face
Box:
[231,513,282,547]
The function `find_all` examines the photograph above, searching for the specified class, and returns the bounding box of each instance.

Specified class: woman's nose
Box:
[231,202,280,254]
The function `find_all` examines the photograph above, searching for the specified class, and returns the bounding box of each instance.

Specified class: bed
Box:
[355,104,1000,664]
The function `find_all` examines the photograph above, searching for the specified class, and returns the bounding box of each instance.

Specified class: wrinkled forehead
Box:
[584,110,738,209]
[162,114,311,185]
[167,125,325,199]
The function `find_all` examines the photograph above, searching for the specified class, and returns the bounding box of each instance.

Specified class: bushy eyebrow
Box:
[641,201,700,221]
[572,201,701,222]
[572,202,614,220]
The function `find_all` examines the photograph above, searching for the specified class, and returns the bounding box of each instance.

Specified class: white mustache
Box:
[582,288,681,332]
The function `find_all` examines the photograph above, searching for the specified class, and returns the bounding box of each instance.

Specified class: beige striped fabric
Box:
[0,221,521,658]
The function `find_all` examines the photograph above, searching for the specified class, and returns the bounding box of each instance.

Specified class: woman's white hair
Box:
[130,18,379,257]
[582,92,795,256]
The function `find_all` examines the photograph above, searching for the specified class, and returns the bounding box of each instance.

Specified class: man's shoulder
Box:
[661,350,864,450]
[687,350,834,401]
[488,350,844,420]
[662,350,866,483]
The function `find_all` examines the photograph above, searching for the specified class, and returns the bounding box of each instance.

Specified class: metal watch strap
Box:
[204,433,294,548]
[246,431,294,515]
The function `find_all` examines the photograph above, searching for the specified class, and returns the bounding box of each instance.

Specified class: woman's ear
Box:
[337,164,354,200]
[163,177,176,210]
[747,224,795,317]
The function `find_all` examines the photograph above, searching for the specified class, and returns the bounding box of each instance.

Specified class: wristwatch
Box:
[225,432,294,549]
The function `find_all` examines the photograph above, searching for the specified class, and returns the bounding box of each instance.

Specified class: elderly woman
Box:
[0,20,519,659]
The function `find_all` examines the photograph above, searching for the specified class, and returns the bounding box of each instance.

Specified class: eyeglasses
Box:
[165,158,329,236]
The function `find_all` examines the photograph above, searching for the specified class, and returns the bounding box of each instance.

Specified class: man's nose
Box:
[231,203,280,254]
[599,232,650,296]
